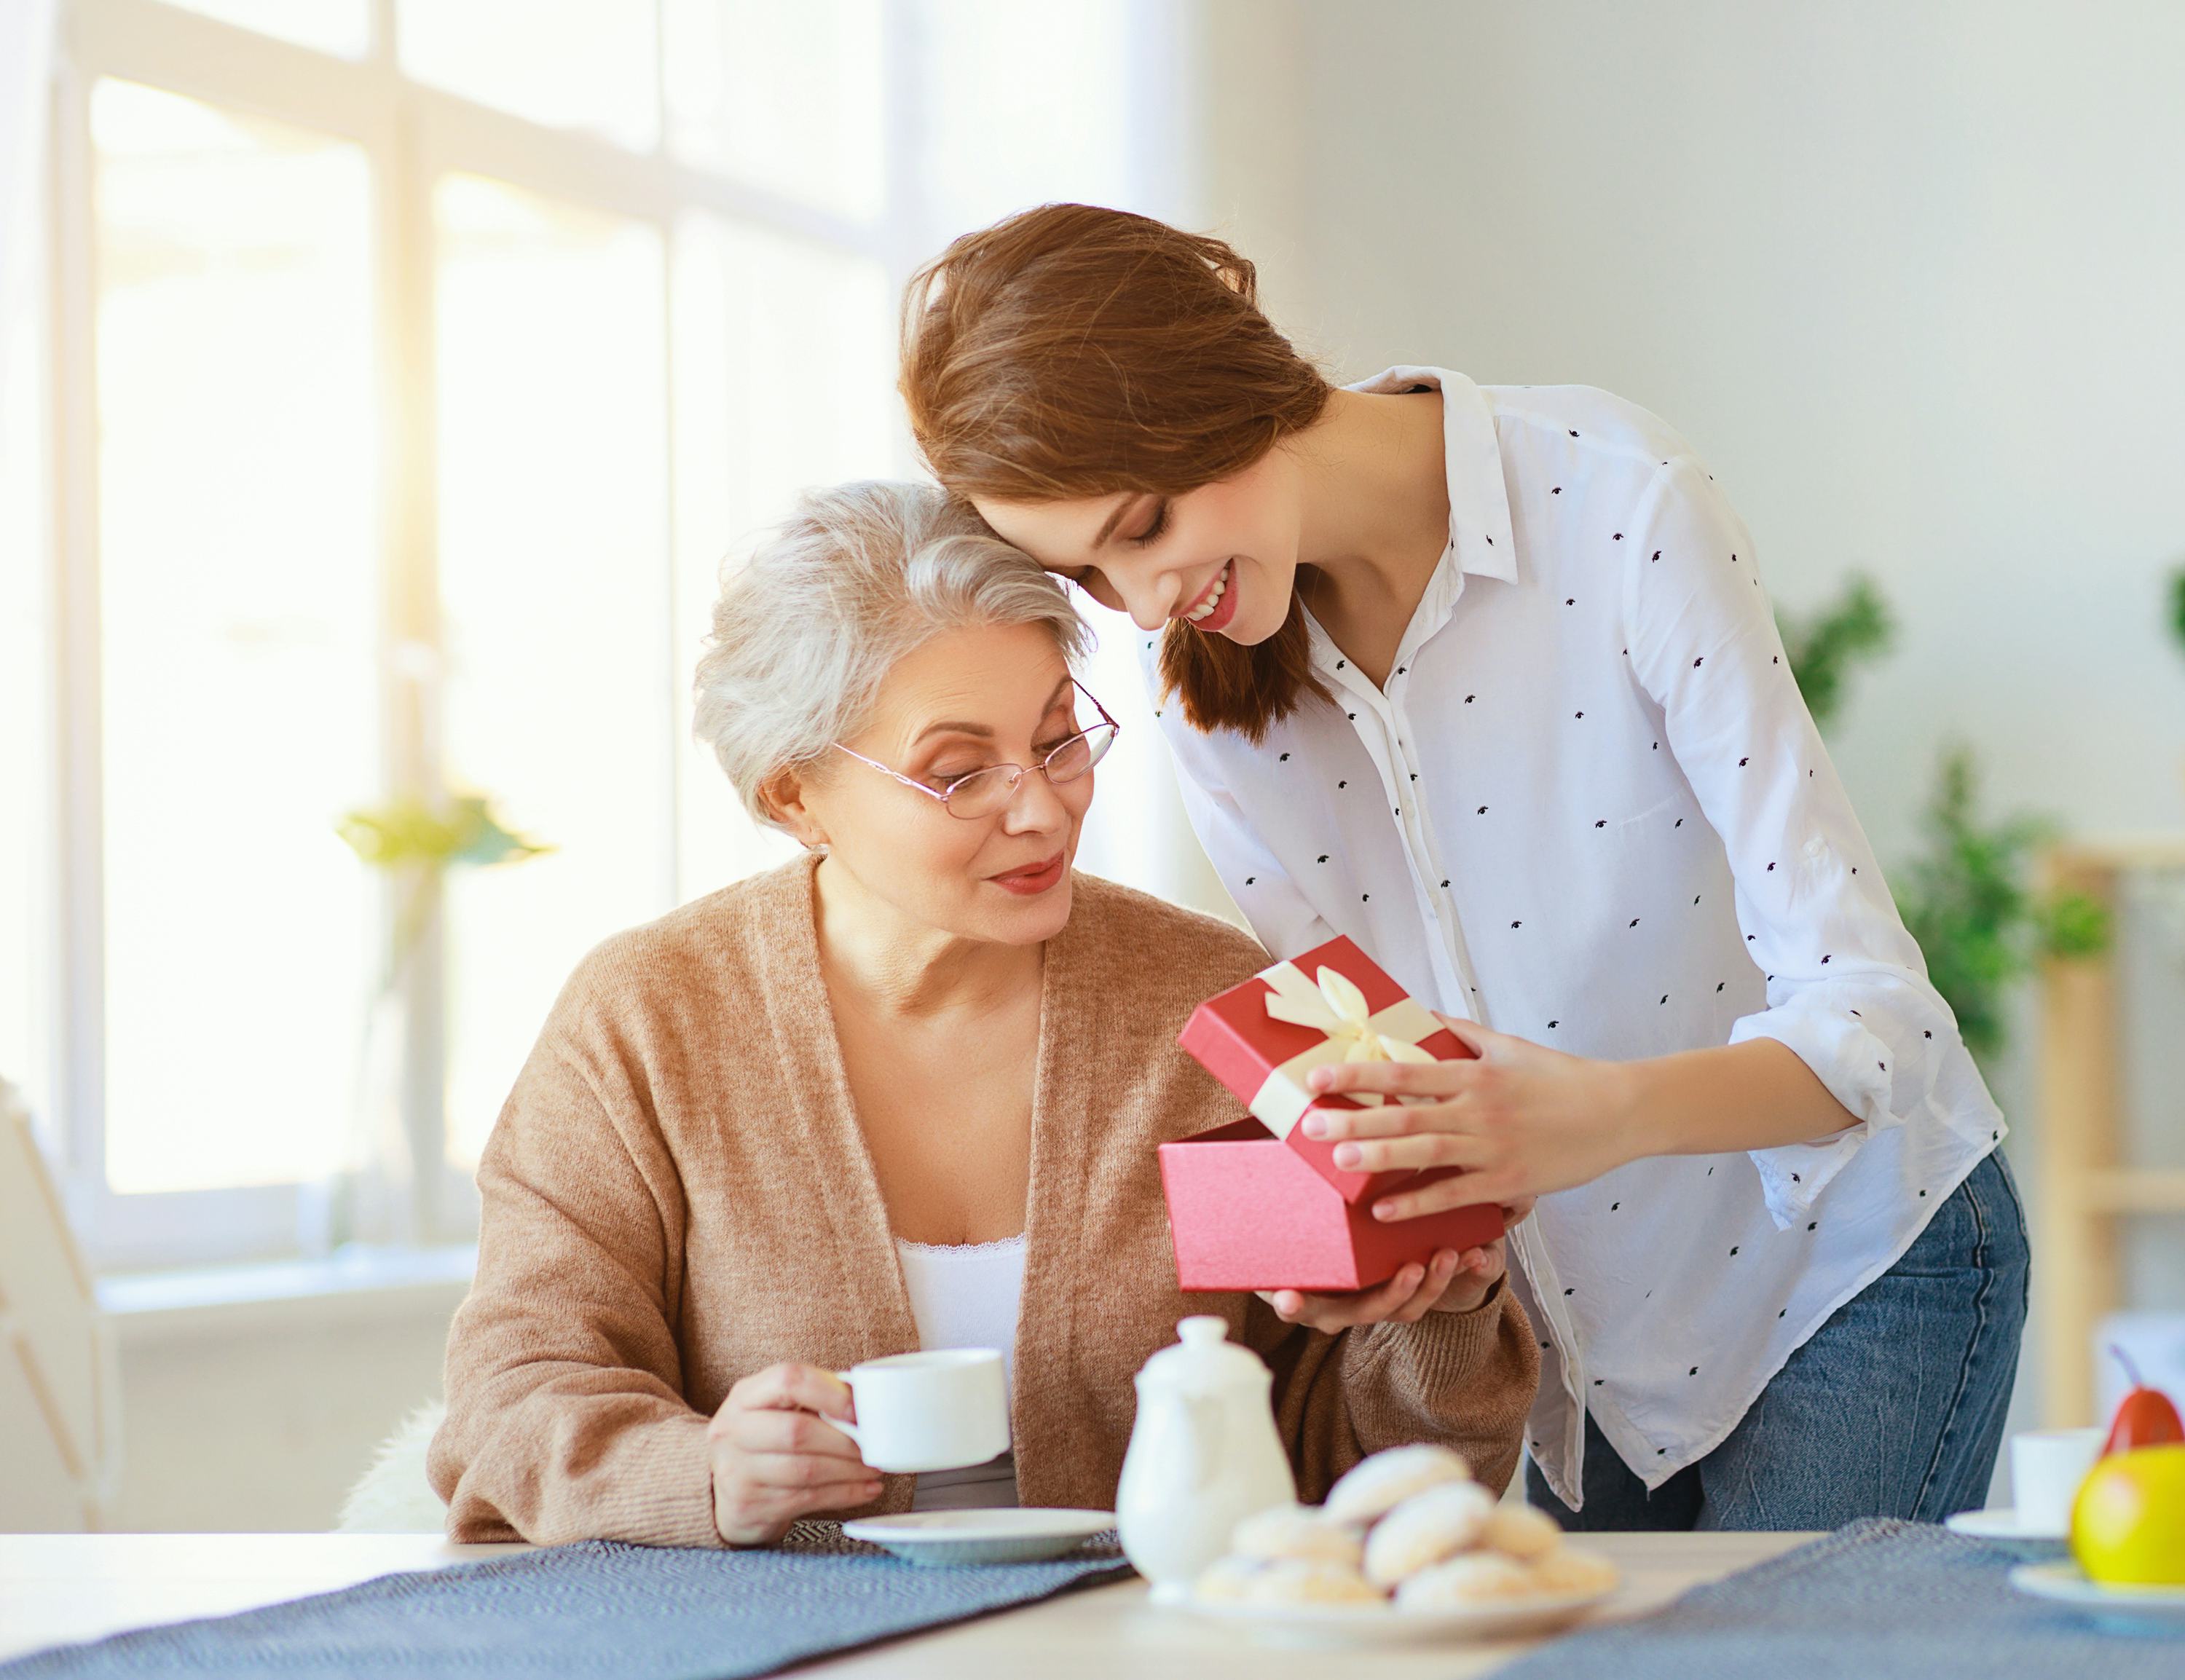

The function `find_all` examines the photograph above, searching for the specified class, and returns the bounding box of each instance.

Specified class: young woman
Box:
[895,204,2028,1531]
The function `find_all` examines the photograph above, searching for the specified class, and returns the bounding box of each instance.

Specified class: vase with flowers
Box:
[327,794,548,1247]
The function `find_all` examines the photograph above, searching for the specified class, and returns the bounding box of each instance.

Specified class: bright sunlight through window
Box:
[91,80,377,1194]
[28,0,1185,1267]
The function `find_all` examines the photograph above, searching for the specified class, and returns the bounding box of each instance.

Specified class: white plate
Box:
[2009,1561,2185,1631]
[842,1508,1115,1566]
[1944,1507,2069,1558]
[1183,1583,1615,1647]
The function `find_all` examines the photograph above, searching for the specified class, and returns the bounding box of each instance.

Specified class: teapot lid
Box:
[1135,1314,1271,1394]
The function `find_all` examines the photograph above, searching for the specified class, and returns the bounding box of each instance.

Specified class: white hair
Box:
[693,481,1092,829]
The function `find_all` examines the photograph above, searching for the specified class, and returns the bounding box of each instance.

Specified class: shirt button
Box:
[1803,835,1827,861]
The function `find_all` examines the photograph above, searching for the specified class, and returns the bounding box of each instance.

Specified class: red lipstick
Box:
[990,851,1067,896]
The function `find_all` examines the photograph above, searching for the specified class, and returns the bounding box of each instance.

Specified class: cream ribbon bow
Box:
[1248,961,1444,1137]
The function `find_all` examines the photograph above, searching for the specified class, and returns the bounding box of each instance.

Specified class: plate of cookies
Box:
[1185,1444,1619,1646]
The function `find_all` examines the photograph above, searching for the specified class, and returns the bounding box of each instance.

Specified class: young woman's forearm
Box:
[1609,1038,1862,1158]
[1312,1027,1867,1216]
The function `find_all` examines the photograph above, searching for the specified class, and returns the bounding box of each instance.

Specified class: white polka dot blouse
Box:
[1141,366,2007,1510]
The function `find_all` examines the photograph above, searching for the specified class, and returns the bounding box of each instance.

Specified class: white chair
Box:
[0,1078,121,1529]
[338,1397,449,1532]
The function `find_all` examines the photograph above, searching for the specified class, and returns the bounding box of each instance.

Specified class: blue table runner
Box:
[1,1523,1129,1679]
[1500,1518,2183,1680]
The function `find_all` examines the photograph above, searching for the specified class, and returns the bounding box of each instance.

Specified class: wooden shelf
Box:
[2050,835,2185,872]
[2084,1169,2185,1214]
[2036,835,2185,1427]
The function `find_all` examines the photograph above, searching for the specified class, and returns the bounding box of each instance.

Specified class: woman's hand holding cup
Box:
[706,1362,881,1547]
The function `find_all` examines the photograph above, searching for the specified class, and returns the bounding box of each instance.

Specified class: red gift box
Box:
[1179,935,1476,1205]
[1159,1119,1505,1292]
[1162,935,1506,1293]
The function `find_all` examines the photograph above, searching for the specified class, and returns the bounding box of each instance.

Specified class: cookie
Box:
[1484,1503,1565,1561]
[1245,1558,1385,1606]
[1394,1550,1538,1608]
[1324,1443,1474,1526]
[1528,1545,1620,1596]
[1362,1478,1497,1587]
[1193,1555,1269,1602]
[1229,1503,1365,1567]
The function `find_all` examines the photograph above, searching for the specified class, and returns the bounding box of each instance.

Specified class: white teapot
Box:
[1117,1314,1296,1602]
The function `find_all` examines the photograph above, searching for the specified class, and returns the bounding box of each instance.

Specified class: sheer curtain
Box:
[0,0,53,404]
[0,0,58,1151]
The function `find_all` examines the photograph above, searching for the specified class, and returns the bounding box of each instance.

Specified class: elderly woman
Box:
[428,483,1538,1547]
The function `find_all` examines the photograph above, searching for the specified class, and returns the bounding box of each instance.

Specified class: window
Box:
[20,0,1199,1271]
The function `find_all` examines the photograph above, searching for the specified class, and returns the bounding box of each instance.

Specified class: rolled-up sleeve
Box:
[1623,460,2002,1226]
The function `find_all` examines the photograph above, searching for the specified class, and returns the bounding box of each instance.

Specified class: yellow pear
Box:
[2071,1444,2185,1585]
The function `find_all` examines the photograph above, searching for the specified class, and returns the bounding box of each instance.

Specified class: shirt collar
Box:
[1345,366,1518,585]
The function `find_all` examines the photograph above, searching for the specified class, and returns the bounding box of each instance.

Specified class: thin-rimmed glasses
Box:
[830,680,1119,820]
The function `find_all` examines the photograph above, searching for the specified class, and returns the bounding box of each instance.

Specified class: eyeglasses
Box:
[830,679,1120,820]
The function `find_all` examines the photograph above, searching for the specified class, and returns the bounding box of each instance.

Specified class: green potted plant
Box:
[1776,578,2106,1068]
[329,794,549,1245]
[337,794,551,988]
[1892,749,2107,1062]
[1778,573,1893,734]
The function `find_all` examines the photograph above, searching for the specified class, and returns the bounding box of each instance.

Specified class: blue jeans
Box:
[1526,1149,2029,1530]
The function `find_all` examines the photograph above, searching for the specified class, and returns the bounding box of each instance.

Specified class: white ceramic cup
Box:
[832,1348,1010,1474]
[2010,1427,2103,1533]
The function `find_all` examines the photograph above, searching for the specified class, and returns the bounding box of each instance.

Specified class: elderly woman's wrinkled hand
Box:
[1256,1217,1522,1334]
[706,1362,881,1547]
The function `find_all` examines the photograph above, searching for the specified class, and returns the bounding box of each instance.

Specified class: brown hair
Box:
[899,203,1334,741]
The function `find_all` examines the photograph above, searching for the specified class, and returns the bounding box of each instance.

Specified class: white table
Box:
[0,1531,1811,1676]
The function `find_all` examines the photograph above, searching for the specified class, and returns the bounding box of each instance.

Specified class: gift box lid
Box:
[1177,934,1476,1204]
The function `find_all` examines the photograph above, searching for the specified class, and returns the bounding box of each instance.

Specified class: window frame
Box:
[42,0,1200,1274]
[46,0,935,1270]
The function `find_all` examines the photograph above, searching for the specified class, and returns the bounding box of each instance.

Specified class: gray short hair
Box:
[694,481,1092,828]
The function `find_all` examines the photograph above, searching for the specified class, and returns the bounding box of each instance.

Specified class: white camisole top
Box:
[894,1234,1025,1511]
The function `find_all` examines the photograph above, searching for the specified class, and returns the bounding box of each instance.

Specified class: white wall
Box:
[106,1290,457,1532]
[1197,0,2185,1433]
[1202,0,2185,864]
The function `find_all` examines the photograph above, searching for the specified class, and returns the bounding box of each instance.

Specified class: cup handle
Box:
[828,1371,862,1449]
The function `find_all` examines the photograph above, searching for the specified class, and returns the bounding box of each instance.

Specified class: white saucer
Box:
[1184,1583,1615,1647]
[1944,1507,2069,1558]
[2009,1561,2185,1631]
[842,1508,1115,1566]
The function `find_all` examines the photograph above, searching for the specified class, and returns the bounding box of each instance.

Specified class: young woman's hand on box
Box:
[1299,1012,1638,1217]
[706,1362,882,1546]
[1302,1011,1859,1219]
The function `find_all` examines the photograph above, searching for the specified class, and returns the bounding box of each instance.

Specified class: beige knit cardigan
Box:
[429,857,1538,1546]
